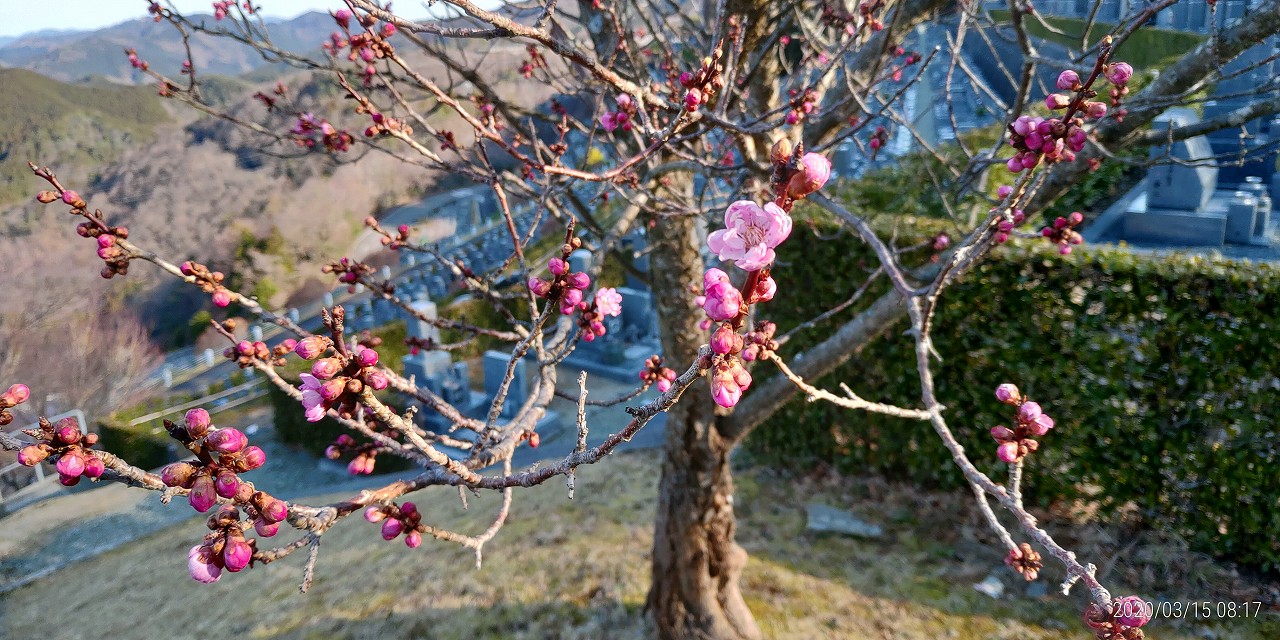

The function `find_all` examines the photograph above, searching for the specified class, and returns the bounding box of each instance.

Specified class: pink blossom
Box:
[381,518,404,540]
[365,369,389,391]
[996,441,1020,463]
[299,373,327,422]
[1028,414,1055,436]
[701,269,743,322]
[548,258,568,275]
[707,201,792,271]
[189,474,217,513]
[294,336,327,360]
[1017,401,1042,423]
[3,383,31,405]
[528,277,551,297]
[786,153,832,198]
[595,288,623,317]
[1056,69,1081,90]
[1106,62,1133,86]
[1044,93,1070,110]
[212,290,232,307]
[600,111,621,132]
[995,383,1020,405]
[615,94,633,110]
[756,275,776,302]
[311,357,341,380]
[332,8,352,28]
[207,428,247,454]
[405,531,423,548]
[56,451,85,478]
[712,369,741,408]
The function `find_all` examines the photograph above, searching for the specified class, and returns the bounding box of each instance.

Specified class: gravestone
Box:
[1146,110,1218,211]
[617,286,658,340]
[569,248,592,275]
[1225,192,1259,244]
[401,298,452,385]
[323,292,335,308]
[1243,176,1273,237]
[483,350,528,419]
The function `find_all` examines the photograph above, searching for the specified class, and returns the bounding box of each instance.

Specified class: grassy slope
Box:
[0,68,169,208]
[1,450,1274,639]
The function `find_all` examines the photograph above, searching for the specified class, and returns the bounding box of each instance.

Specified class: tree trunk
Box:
[645,201,762,640]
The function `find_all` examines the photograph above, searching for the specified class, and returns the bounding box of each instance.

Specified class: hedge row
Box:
[750,220,1280,569]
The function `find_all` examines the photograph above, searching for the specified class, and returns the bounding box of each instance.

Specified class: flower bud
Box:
[995,383,1020,405]
[548,258,568,276]
[318,378,347,402]
[36,190,59,203]
[990,425,1015,441]
[220,538,251,573]
[527,277,551,297]
[381,518,404,540]
[684,89,702,111]
[405,530,422,548]
[4,383,30,405]
[238,445,266,471]
[1115,595,1151,628]
[83,455,105,479]
[56,425,82,444]
[997,185,1013,199]
[787,153,832,198]
[1044,93,1071,110]
[215,471,240,498]
[1084,101,1107,119]
[365,506,386,523]
[61,190,83,206]
[180,408,210,438]
[311,357,342,380]
[207,428,248,454]
[357,347,379,367]
[18,445,49,466]
[1028,414,1055,436]
[261,498,288,524]
[711,324,737,355]
[1055,69,1080,90]
[212,290,232,307]
[1106,62,1133,86]
[255,518,280,538]
[188,545,222,583]
[365,370,389,391]
[161,461,198,488]
[769,139,792,166]
[996,441,1020,463]
[56,451,86,477]
[190,474,218,513]
[294,336,328,360]
[564,272,591,290]
[400,501,417,517]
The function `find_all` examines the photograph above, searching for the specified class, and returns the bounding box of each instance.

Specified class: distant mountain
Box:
[0,12,335,84]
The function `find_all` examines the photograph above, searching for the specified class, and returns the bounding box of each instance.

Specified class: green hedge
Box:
[750,221,1280,570]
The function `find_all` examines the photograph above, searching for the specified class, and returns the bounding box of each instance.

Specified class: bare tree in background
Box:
[4,0,1279,638]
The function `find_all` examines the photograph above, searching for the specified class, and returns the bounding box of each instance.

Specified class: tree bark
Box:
[645,186,762,640]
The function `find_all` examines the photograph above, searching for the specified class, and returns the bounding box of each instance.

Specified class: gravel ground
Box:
[0,367,663,593]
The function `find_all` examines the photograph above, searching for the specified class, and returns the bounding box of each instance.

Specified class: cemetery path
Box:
[0,370,665,594]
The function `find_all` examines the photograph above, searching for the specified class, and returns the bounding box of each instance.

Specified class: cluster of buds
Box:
[676,47,724,113]
[817,0,885,34]
[36,188,132,279]
[187,504,256,583]
[1083,597,1151,639]
[740,321,778,362]
[1041,212,1085,254]
[600,94,636,133]
[225,338,295,368]
[1008,50,1132,173]
[323,256,374,292]
[365,502,425,549]
[17,413,106,486]
[210,1,252,21]
[290,113,353,153]
[147,2,163,21]
[700,268,746,322]
[124,47,149,71]
[326,433,380,475]
[363,216,412,250]
[638,355,678,393]
[324,8,396,84]
[159,409,273,514]
[361,110,412,139]
[868,125,888,158]
[784,87,818,125]
[710,352,753,408]
[293,326,389,423]
[994,209,1027,244]
[1004,542,1043,581]
[179,260,233,307]
[470,94,502,131]
[0,383,30,426]
[990,383,1056,463]
[519,45,546,78]
[577,288,623,342]
[527,239,593,315]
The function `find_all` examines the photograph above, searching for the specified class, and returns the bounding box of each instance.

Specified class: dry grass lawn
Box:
[1,450,1275,640]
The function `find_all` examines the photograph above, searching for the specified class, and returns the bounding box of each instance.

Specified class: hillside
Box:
[0,68,170,212]
[0,12,335,84]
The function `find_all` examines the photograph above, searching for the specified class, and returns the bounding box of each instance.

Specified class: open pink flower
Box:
[299,373,326,422]
[595,288,623,317]
[707,200,792,271]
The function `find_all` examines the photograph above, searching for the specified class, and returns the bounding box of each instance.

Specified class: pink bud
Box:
[548,258,567,275]
[188,545,222,583]
[17,445,49,466]
[381,22,396,37]
[1055,69,1080,90]
[1115,595,1151,628]
[311,357,342,380]
[527,277,552,297]
[405,530,422,548]
[787,153,832,198]
[1068,211,1084,226]
[190,474,217,513]
[711,325,736,355]
[212,290,232,307]
[1029,414,1055,436]
[683,89,702,110]
[381,518,404,540]
[261,498,288,524]
[560,287,583,312]
[400,501,417,516]
[255,518,280,537]
[161,461,198,488]
[997,185,1013,199]
[995,383,1020,405]
[295,336,327,360]
[207,428,248,454]
[5,383,30,404]
[82,455,105,479]
[364,506,386,523]
[357,347,379,367]
[996,441,1020,463]
[56,425,82,444]
[223,539,252,572]
[657,378,672,393]
[1044,94,1071,110]
[990,425,1015,441]
[679,71,695,88]
[61,190,82,205]
[1085,101,1107,119]
[365,369,389,391]
[1006,157,1024,173]
[318,378,347,402]
[215,471,239,499]
[56,451,85,478]
[238,446,265,471]
[184,408,212,437]
[1017,401,1042,423]
[1106,62,1133,86]
[564,272,591,290]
